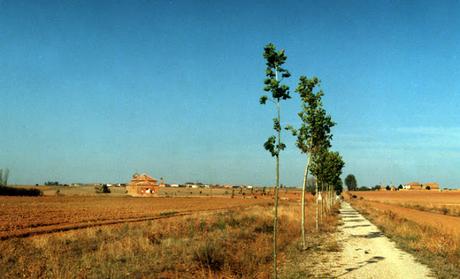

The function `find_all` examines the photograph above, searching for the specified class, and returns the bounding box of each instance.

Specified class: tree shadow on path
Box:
[336,256,385,277]
[342,224,371,229]
[351,231,384,239]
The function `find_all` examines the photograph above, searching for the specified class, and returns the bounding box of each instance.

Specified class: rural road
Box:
[334,202,434,278]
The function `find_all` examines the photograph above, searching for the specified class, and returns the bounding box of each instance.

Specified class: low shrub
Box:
[95,184,111,194]
[193,239,225,271]
[0,185,43,196]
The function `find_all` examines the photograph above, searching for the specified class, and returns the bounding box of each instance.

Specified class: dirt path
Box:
[333,202,434,278]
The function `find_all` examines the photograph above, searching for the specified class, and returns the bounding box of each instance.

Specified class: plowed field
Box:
[0,196,270,239]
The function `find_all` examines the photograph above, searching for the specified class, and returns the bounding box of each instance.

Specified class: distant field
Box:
[350,190,460,217]
[14,185,303,200]
[350,190,460,204]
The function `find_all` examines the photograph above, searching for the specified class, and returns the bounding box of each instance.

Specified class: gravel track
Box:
[333,202,434,278]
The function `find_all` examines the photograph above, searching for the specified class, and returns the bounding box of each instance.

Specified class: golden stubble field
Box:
[350,190,460,206]
[351,190,460,216]
[349,190,460,234]
[348,190,460,278]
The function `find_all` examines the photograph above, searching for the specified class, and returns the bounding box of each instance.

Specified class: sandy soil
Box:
[332,202,434,278]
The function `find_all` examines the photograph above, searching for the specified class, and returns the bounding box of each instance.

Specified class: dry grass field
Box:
[0,189,337,278]
[350,190,460,217]
[348,191,460,278]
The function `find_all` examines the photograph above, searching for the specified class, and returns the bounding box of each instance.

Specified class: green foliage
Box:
[344,174,358,191]
[262,43,291,101]
[293,76,335,154]
[290,70,338,241]
[335,179,344,194]
[259,95,268,104]
[264,136,277,157]
[310,149,345,193]
[260,43,291,158]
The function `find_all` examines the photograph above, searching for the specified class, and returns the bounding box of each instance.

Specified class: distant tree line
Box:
[0,169,42,196]
[44,181,69,186]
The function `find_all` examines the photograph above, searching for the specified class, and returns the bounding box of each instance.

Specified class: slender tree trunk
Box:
[330,184,333,210]
[301,155,311,249]
[329,184,332,210]
[273,103,281,279]
[315,179,319,231]
[331,184,334,209]
[320,182,324,224]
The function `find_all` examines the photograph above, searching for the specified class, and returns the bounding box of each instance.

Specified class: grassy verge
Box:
[352,200,460,279]
[281,205,341,278]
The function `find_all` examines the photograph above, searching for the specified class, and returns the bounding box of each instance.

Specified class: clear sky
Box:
[1,0,460,188]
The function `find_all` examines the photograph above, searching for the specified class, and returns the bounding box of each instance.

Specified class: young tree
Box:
[311,149,345,211]
[260,43,291,278]
[0,168,9,187]
[287,76,334,244]
[345,174,358,191]
[335,179,344,195]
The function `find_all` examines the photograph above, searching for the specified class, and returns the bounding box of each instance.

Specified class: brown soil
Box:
[0,196,270,239]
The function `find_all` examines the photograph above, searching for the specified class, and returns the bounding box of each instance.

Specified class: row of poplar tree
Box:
[260,43,345,278]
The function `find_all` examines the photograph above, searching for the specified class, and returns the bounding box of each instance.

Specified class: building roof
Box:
[129,173,158,186]
[405,181,421,186]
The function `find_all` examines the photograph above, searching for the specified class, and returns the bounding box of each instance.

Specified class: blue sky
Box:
[1,0,460,188]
